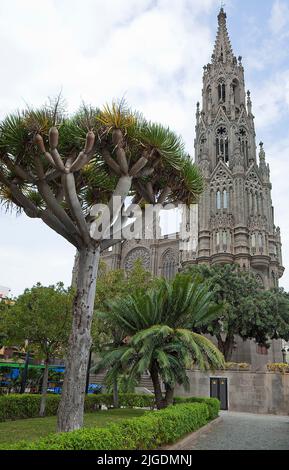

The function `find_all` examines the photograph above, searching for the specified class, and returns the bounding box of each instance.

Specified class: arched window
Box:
[239,128,249,164]
[161,250,177,280]
[216,231,220,249]
[232,79,240,107]
[223,231,227,251]
[251,233,256,248]
[258,233,263,248]
[218,82,226,102]
[223,190,228,209]
[216,190,221,210]
[216,126,229,164]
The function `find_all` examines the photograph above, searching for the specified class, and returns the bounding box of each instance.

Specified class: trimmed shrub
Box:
[0,394,60,422]
[8,402,211,450]
[0,393,155,422]
[174,396,220,420]
[0,393,219,423]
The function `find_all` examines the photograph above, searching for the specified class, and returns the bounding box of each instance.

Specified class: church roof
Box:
[212,8,235,64]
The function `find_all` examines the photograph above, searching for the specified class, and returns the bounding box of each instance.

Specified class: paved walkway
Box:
[191,412,289,450]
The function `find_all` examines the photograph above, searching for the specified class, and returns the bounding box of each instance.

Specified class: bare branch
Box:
[40,209,80,248]
[69,131,96,173]
[102,148,121,176]
[2,155,35,183]
[112,129,129,175]
[134,181,154,204]
[129,155,149,177]
[33,154,82,242]
[63,173,91,245]
[51,149,66,172]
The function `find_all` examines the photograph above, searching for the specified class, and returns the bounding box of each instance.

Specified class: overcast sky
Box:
[0,0,288,296]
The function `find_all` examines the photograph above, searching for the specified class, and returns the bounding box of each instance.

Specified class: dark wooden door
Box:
[210,377,228,410]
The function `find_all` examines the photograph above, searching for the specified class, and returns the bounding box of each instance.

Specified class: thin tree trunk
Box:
[164,384,175,408]
[149,363,165,410]
[57,244,100,432]
[113,379,119,408]
[39,358,49,417]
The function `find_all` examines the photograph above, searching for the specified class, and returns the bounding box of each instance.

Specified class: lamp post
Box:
[85,349,92,394]
[20,351,30,394]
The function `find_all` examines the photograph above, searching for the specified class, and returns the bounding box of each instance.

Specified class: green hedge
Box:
[0,393,155,422]
[174,396,220,420]
[0,393,219,423]
[9,402,212,450]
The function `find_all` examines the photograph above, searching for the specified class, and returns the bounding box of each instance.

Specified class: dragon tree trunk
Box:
[57,244,100,432]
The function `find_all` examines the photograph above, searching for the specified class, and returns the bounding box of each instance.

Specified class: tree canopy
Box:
[1,282,72,361]
[185,264,289,360]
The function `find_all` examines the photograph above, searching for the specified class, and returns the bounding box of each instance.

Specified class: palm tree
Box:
[96,274,225,409]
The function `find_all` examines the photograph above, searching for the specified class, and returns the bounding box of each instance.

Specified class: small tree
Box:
[92,259,155,405]
[96,274,224,409]
[0,100,203,430]
[2,283,72,416]
[185,264,289,361]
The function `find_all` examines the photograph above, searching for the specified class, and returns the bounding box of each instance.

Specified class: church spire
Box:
[212,7,235,64]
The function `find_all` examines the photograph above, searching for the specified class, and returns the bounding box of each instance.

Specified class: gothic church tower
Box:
[194,8,284,289]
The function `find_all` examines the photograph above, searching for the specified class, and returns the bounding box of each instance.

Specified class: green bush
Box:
[0,393,219,423]
[0,394,60,422]
[9,402,211,450]
[0,393,155,422]
[174,396,220,420]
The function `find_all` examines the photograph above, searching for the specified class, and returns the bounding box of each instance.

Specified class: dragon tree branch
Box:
[63,173,91,245]
[33,154,82,243]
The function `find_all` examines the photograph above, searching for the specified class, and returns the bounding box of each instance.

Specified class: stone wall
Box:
[175,370,289,416]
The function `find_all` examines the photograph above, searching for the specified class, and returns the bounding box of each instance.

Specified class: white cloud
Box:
[266,137,289,291]
[248,72,289,131]
[0,0,219,295]
[269,0,289,35]
[0,0,288,294]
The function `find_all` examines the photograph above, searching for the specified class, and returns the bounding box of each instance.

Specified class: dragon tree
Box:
[0,100,204,432]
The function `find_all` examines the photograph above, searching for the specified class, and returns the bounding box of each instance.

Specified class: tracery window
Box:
[161,249,177,280]
[216,126,229,164]
[216,190,221,210]
[223,190,228,209]
[218,82,226,102]
[239,128,249,164]
[232,78,240,107]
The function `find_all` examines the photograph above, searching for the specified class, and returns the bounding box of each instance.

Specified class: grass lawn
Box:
[0,409,146,447]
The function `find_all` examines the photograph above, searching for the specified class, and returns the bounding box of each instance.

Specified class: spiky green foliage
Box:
[0,99,203,226]
[95,274,224,407]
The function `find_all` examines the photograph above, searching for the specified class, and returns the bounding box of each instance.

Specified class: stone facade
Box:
[102,9,285,365]
[175,369,289,415]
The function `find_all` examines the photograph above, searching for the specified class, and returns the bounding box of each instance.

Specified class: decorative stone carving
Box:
[124,247,151,271]
[210,213,234,229]
[248,215,267,231]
